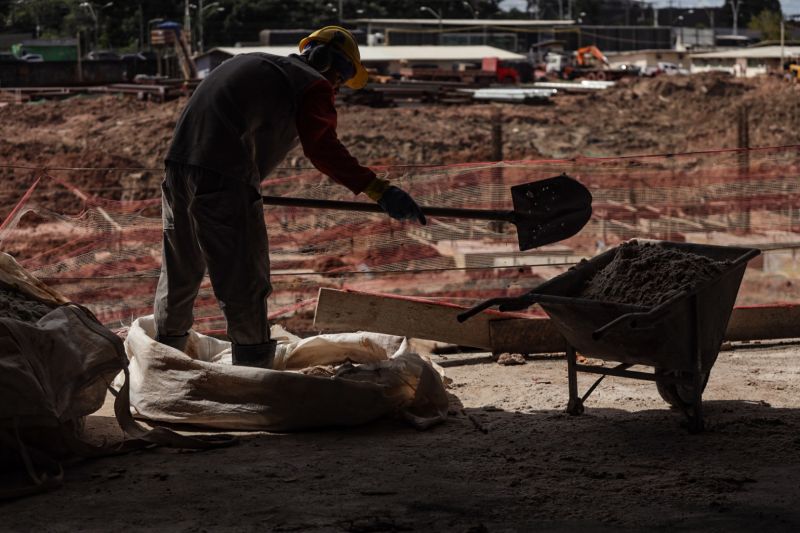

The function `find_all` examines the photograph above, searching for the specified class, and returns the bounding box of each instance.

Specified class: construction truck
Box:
[545,45,639,81]
[481,57,533,84]
[397,57,532,86]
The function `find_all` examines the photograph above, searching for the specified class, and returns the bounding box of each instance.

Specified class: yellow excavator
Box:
[789,63,800,82]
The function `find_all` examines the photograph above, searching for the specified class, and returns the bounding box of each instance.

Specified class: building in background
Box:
[194,44,526,78]
[691,45,800,77]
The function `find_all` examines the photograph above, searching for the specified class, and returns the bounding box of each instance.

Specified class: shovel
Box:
[262,174,592,251]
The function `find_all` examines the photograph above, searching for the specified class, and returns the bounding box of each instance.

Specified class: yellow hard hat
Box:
[299,26,368,89]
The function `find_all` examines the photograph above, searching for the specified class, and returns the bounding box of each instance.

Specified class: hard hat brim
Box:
[299,28,368,90]
[346,63,369,89]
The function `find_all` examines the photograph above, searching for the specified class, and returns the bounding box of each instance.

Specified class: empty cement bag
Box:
[121,316,449,431]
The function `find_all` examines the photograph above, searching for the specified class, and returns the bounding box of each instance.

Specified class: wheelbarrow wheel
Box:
[654,369,710,409]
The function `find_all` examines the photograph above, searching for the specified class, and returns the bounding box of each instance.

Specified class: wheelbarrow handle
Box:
[457,292,559,322]
[457,296,528,323]
[591,297,683,340]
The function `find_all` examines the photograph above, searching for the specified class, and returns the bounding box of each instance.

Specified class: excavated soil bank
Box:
[580,240,731,307]
[0,287,56,322]
[2,73,800,219]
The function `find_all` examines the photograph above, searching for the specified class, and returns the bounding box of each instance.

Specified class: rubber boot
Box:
[156,333,189,353]
[232,340,278,369]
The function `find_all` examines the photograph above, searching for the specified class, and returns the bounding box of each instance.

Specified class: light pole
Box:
[463,1,483,44]
[462,1,478,19]
[420,6,443,44]
[731,0,745,36]
[15,0,41,38]
[79,2,98,50]
[194,1,224,53]
[80,2,113,51]
[704,7,715,33]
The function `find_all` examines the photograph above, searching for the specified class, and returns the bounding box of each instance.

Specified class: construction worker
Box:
[154,26,425,368]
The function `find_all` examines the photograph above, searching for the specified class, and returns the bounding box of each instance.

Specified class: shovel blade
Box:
[511,174,593,251]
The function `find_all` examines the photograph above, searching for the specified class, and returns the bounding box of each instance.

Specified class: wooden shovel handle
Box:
[263,195,514,222]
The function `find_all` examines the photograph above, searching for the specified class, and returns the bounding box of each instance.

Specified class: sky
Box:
[498,1,800,17]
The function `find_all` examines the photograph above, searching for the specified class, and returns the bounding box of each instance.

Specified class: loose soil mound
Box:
[0,287,55,322]
[1,74,798,207]
[580,240,731,307]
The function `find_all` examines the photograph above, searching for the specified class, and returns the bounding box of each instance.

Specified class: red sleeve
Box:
[296,79,375,195]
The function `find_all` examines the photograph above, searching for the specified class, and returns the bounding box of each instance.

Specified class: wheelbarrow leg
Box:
[566,344,584,415]
[687,294,705,434]
[687,371,705,433]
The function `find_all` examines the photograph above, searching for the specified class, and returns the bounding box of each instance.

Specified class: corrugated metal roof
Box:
[210,45,527,62]
[350,18,575,26]
[691,45,800,59]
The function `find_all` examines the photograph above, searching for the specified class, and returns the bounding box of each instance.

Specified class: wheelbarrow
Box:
[458,241,761,433]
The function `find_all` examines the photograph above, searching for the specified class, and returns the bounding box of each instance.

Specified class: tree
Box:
[748,9,783,41]
[0,0,549,51]
[720,0,782,29]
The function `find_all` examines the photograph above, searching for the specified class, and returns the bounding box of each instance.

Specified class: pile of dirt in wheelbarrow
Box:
[0,287,56,322]
[580,240,731,307]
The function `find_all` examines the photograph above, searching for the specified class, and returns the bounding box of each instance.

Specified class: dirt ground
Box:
[2,74,800,530]
[2,73,800,208]
[3,340,799,531]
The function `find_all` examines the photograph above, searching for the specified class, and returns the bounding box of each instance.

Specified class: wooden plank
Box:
[315,288,499,350]
[725,304,800,342]
[314,289,800,355]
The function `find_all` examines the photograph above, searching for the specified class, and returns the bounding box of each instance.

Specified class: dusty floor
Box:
[3,341,799,531]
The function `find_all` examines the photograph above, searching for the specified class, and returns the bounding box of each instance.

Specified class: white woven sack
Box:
[122,316,449,431]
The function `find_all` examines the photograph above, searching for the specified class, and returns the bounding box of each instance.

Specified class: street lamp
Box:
[15,0,42,38]
[80,2,113,51]
[462,1,478,19]
[420,5,443,43]
[193,0,225,53]
[731,0,745,36]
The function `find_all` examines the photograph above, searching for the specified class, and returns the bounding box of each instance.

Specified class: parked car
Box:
[86,50,120,61]
[646,62,690,76]
[121,52,147,61]
[20,53,44,62]
[0,52,20,62]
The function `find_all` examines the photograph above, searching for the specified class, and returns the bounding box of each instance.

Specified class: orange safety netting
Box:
[1,145,798,336]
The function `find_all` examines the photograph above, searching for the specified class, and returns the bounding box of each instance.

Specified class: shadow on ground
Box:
[3,398,800,532]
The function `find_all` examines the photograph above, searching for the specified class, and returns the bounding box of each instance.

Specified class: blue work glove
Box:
[364,178,426,225]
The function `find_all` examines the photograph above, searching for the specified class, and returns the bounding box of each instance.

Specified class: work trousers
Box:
[154,163,272,347]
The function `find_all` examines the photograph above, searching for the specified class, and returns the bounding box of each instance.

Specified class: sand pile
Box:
[580,240,731,307]
[0,287,56,322]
